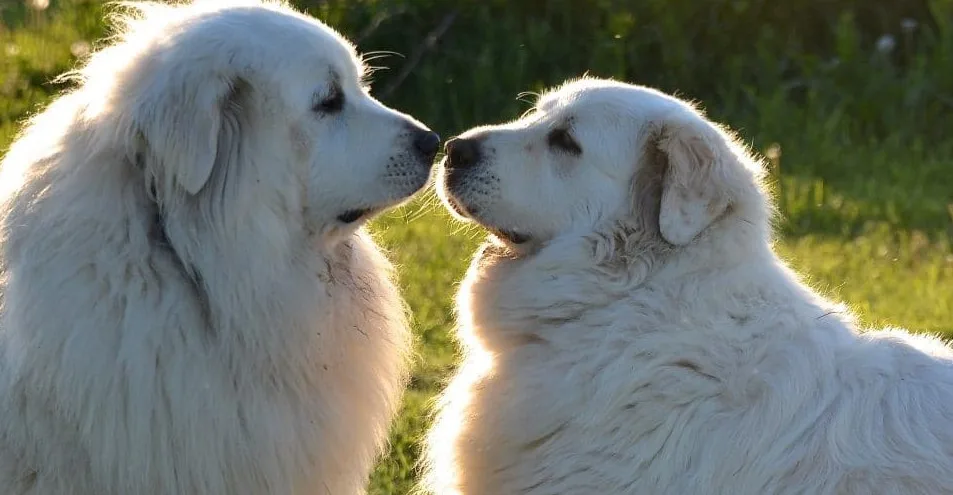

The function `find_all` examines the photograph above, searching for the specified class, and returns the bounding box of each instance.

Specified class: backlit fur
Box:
[0,1,434,493]
[423,77,953,495]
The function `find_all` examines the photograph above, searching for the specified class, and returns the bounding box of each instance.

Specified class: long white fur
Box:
[0,1,431,493]
[423,77,953,494]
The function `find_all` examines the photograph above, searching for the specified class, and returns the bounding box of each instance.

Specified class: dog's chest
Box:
[458,319,741,494]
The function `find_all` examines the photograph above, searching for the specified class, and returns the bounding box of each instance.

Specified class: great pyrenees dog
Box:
[0,1,439,494]
[423,77,953,494]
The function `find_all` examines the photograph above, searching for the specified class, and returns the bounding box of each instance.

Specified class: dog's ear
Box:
[134,73,247,195]
[653,112,734,246]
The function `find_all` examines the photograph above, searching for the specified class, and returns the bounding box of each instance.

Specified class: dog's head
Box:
[84,0,438,243]
[437,77,767,255]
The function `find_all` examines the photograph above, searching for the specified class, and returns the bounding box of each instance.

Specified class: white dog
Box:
[422,77,953,494]
[0,1,439,494]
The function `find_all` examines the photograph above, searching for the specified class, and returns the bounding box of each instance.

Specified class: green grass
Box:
[1,1,952,494]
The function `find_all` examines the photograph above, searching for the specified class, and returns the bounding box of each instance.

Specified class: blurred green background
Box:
[2,0,952,492]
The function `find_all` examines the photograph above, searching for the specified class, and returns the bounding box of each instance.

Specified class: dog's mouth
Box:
[336,208,375,224]
[491,228,531,245]
[439,191,531,245]
[336,164,435,225]
[337,182,431,225]
[436,171,531,246]
[442,193,471,219]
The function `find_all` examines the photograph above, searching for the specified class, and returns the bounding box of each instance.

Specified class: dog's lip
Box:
[438,187,530,245]
[491,228,531,245]
[437,170,529,245]
[337,207,375,224]
[442,193,472,217]
[337,175,433,225]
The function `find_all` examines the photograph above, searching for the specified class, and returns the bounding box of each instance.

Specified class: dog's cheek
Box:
[289,122,312,164]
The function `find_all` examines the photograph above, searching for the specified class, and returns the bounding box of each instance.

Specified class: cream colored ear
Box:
[135,75,245,195]
[656,115,730,246]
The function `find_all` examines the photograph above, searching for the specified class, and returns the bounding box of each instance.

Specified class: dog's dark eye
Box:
[547,128,582,156]
[313,87,344,114]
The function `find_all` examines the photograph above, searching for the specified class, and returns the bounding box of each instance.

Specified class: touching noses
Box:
[412,128,441,161]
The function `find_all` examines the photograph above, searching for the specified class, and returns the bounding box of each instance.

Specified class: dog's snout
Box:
[413,130,441,160]
[445,138,480,169]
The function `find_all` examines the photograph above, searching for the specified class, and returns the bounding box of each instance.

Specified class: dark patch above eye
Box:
[547,128,582,156]
[313,85,344,114]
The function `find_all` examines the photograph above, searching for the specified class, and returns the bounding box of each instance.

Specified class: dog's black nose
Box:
[414,131,441,160]
[445,138,480,169]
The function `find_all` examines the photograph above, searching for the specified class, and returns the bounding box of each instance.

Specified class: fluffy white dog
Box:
[423,77,953,494]
[0,1,440,494]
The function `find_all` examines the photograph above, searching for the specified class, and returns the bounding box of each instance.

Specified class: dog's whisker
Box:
[361,51,404,66]
[362,50,404,58]
[364,64,390,74]
[516,90,540,102]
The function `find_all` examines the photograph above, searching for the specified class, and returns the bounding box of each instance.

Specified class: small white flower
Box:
[28,0,50,11]
[765,143,781,161]
[875,34,896,54]
[901,18,918,33]
[5,44,20,57]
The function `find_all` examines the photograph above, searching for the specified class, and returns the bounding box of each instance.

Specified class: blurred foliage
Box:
[2,0,951,139]
[306,0,952,141]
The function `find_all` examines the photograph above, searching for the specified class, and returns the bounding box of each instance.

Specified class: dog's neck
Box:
[463,210,774,337]
[463,228,670,328]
